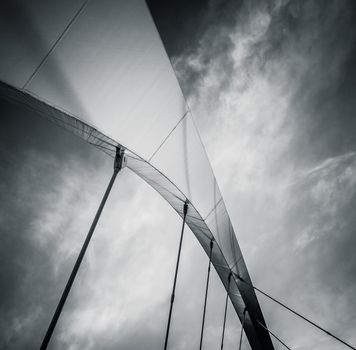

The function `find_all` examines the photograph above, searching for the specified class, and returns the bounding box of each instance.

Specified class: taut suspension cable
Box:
[163,201,188,350]
[198,239,214,350]
[255,318,291,350]
[236,275,356,350]
[23,0,91,89]
[220,272,231,350]
[39,147,125,350]
[238,308,247,350]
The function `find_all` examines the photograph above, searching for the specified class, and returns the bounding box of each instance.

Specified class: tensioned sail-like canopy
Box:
[0,0,274,348]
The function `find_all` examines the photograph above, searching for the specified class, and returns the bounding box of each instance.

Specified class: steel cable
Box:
[236,275,356,350]
[199,239,214,350]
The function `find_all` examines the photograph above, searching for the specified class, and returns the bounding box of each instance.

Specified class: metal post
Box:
[39,147,125,350]
[221,273,232,350]
[238,309,247,350]
[199,239,214,350]
[163,200,188,350]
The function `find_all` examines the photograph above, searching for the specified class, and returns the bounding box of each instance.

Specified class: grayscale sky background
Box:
[1,0,356,349]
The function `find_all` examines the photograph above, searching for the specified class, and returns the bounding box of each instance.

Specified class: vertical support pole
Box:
[39,147,125,350]
[220,272,232,350]
[238,308,247,350]
[199,239,214,350]
[163,200,188,350]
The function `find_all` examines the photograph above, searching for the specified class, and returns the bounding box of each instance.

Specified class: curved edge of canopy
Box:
[0,80,275,350]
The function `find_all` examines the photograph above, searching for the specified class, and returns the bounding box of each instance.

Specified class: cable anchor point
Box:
[114,146,126,173]
[183,200,188,216]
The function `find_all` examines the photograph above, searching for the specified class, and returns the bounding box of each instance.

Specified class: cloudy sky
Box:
[1,0,356,349]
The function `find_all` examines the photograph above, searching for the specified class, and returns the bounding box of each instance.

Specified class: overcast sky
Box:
[1,0,356,349]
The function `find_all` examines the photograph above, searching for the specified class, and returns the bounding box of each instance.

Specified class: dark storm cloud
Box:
[147,0,210,57]
[255,1,356,167]
[165,0,356,129]
[165,0,356,347]
[148,0,245,97]
[249,152,356,347]
[1,0,356,349]
[166,0,356,172]
[288,154,356,298]
[244,5,356,323]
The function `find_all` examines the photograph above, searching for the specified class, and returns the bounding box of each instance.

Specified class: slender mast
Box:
[39,147,125,350]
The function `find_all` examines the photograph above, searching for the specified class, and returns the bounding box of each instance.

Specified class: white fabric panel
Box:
[205,200,243,272]
[24,0,187,160]
[0,0,84,87]
[150,113,222,218]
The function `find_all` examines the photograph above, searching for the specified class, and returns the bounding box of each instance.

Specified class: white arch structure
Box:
[0,0,274,348]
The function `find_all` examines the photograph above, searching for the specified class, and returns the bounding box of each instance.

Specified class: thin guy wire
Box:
[23,0,91,89]
[164,201,188,350]
[238,309,246,350]
[237,275,356,350]
[199,240,214,350]
[203,197,223,221]
[39,148,123,350]
[256,319,292,350]
[220,273,231,350]
[148,110,189,162]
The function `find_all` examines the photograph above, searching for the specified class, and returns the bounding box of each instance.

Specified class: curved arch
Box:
[0,80,274,349]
